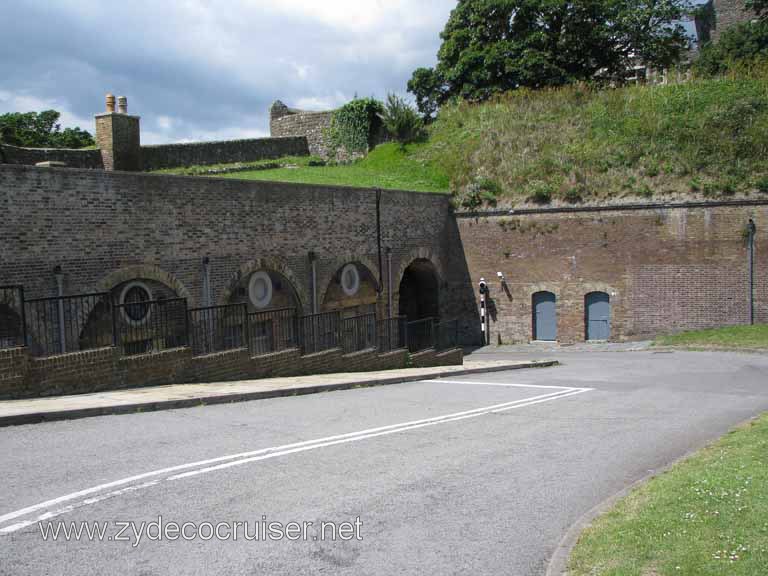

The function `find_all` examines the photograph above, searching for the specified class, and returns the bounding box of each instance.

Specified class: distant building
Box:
[709,0,759,43]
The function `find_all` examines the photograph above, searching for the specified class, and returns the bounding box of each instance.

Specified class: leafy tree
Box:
[0,110,94,148]
[408,0,692,116]
[694,20,768,75]
[746,0,767,18]
[378,94,424,149]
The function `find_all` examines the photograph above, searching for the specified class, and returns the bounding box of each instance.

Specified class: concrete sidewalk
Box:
[0,359,557,427]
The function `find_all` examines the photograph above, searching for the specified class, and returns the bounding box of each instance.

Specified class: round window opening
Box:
[249,271,273,309]
[341,264,360,297]
[120,282,153,325]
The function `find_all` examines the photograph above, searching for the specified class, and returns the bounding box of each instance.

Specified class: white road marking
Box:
[424,379,580,390]
[0,382,593,535]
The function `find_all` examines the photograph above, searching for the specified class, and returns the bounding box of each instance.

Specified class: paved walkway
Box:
[0,359,556,427]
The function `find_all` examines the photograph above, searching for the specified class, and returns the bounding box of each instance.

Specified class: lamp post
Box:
[748,219,757,325]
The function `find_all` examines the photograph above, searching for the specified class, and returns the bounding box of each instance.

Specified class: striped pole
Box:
[479,278,488,346]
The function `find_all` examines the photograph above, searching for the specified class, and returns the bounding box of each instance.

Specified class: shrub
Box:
[327,98,384,155]
[756,176,768,193]
[526,180,555,204]
[378,93,424,149]
[460,177,502,209]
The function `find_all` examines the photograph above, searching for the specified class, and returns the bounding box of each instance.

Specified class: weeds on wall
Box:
[327,98,384,158]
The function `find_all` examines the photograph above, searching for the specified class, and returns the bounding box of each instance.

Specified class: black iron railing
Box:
[377,316,407,353]
[188,303,248,356]
[436,318,460,351]
[114,297,189,356]
[297,310,341,355]
[248,307,297,356]
[0,285,26,349]
[341,313,377,354]
[24,292,113,357]
[406,317,437,353]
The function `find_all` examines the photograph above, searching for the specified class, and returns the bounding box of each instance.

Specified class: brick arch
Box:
[94,265,194,306]
[394,249,445,321]
[394,248,445,290]
[220,257,307,310]
[318,254,381,302]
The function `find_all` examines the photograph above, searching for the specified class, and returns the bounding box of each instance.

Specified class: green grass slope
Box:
[428,69,768,209]
[220,143,449,193]
[654,324,768,349]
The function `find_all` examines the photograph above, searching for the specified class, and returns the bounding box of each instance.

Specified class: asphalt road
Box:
[1,349,767,575]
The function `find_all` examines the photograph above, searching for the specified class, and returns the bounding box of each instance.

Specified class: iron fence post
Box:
[19,286,28,348]
[183,298,190,348]
[111,297,119,348]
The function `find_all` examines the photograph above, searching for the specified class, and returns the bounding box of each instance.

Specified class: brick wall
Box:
[0,164,469,335]
[0,144,104,169]
[141,136,310,171]
[0,343,458,400]
[457,202,768,344]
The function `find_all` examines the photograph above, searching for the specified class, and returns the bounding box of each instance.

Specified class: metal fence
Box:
[341,313,377,354]
[297,310,341,355]
[114,297,189,356]
[188,303,248,356]
[248,307,297,356]
[0,285,26,350]
[436,318,460,351]
[406,317,437,353]
[377,316,407,353]
[24,292,113,357]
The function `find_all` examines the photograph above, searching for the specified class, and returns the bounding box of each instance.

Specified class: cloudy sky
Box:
[1,1,456,144]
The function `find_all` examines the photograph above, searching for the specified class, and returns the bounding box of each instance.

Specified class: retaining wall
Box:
[0,143,104,169]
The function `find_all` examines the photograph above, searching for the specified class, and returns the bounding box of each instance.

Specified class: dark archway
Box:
[0,304,24,349]
[398,259,439,322]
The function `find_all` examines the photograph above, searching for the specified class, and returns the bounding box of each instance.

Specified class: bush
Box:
[694,21,768,76]
[378,93,424,149]
[526,180,555,204]
[327,98,384,155]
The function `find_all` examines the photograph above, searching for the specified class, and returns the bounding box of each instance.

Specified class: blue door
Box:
[533,292,557,341]
[585,292,611,341]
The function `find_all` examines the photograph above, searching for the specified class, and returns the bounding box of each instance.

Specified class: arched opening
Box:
[229,269,301,354]
[585,292,611,341]
[322,262,378,318]
[398,259,439,321]
[532,291,557,341]
[0,303,24,349]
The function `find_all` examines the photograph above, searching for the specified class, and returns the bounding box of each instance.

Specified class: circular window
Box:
[249,271,273,309]
[341,264,360,297]
[120,281,153,325]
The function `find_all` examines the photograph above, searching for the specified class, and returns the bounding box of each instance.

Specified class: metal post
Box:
[748,219,757,325]
[54,268,66,354]
[18,286,28,347]
[183,299,191,348]
[386,246,393,318]
[309,251,318,315]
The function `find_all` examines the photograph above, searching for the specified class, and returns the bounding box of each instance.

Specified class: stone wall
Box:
[141,136,310,171]
[270,103,334,158]
[712,0,758,42]
[0,143,104,169]
[457,202,767,344]
[0,344,456,400]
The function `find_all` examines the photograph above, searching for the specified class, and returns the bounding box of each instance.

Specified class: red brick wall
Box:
[458,203,767,344]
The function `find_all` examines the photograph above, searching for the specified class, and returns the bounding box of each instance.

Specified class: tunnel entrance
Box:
[398,259,439,321]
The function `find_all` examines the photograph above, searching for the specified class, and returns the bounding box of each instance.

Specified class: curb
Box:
[544,414,762,576]
[0,360,559,428]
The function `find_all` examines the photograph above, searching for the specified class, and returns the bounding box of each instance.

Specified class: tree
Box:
[378,93,424,149]
[408,0,692,116]
[746,0,767,19]
[0,110,94,148]
[694,19,768,75]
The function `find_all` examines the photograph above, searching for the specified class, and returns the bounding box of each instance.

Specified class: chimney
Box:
[95,92,141,171]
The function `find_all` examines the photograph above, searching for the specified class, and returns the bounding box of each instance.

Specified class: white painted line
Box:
[424,379,589,391]
[0,385,593,534]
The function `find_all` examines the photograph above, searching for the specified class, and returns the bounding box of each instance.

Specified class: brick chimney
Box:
[95,93,141,171]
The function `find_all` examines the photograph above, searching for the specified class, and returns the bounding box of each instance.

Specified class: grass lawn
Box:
[654,325,768,349]
[219,143,449,193]
[569,414,768,575]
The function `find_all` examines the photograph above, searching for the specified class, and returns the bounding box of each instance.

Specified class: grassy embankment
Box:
[654,325,768,349]
[156,69,768,205]
[569,413,768,575]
